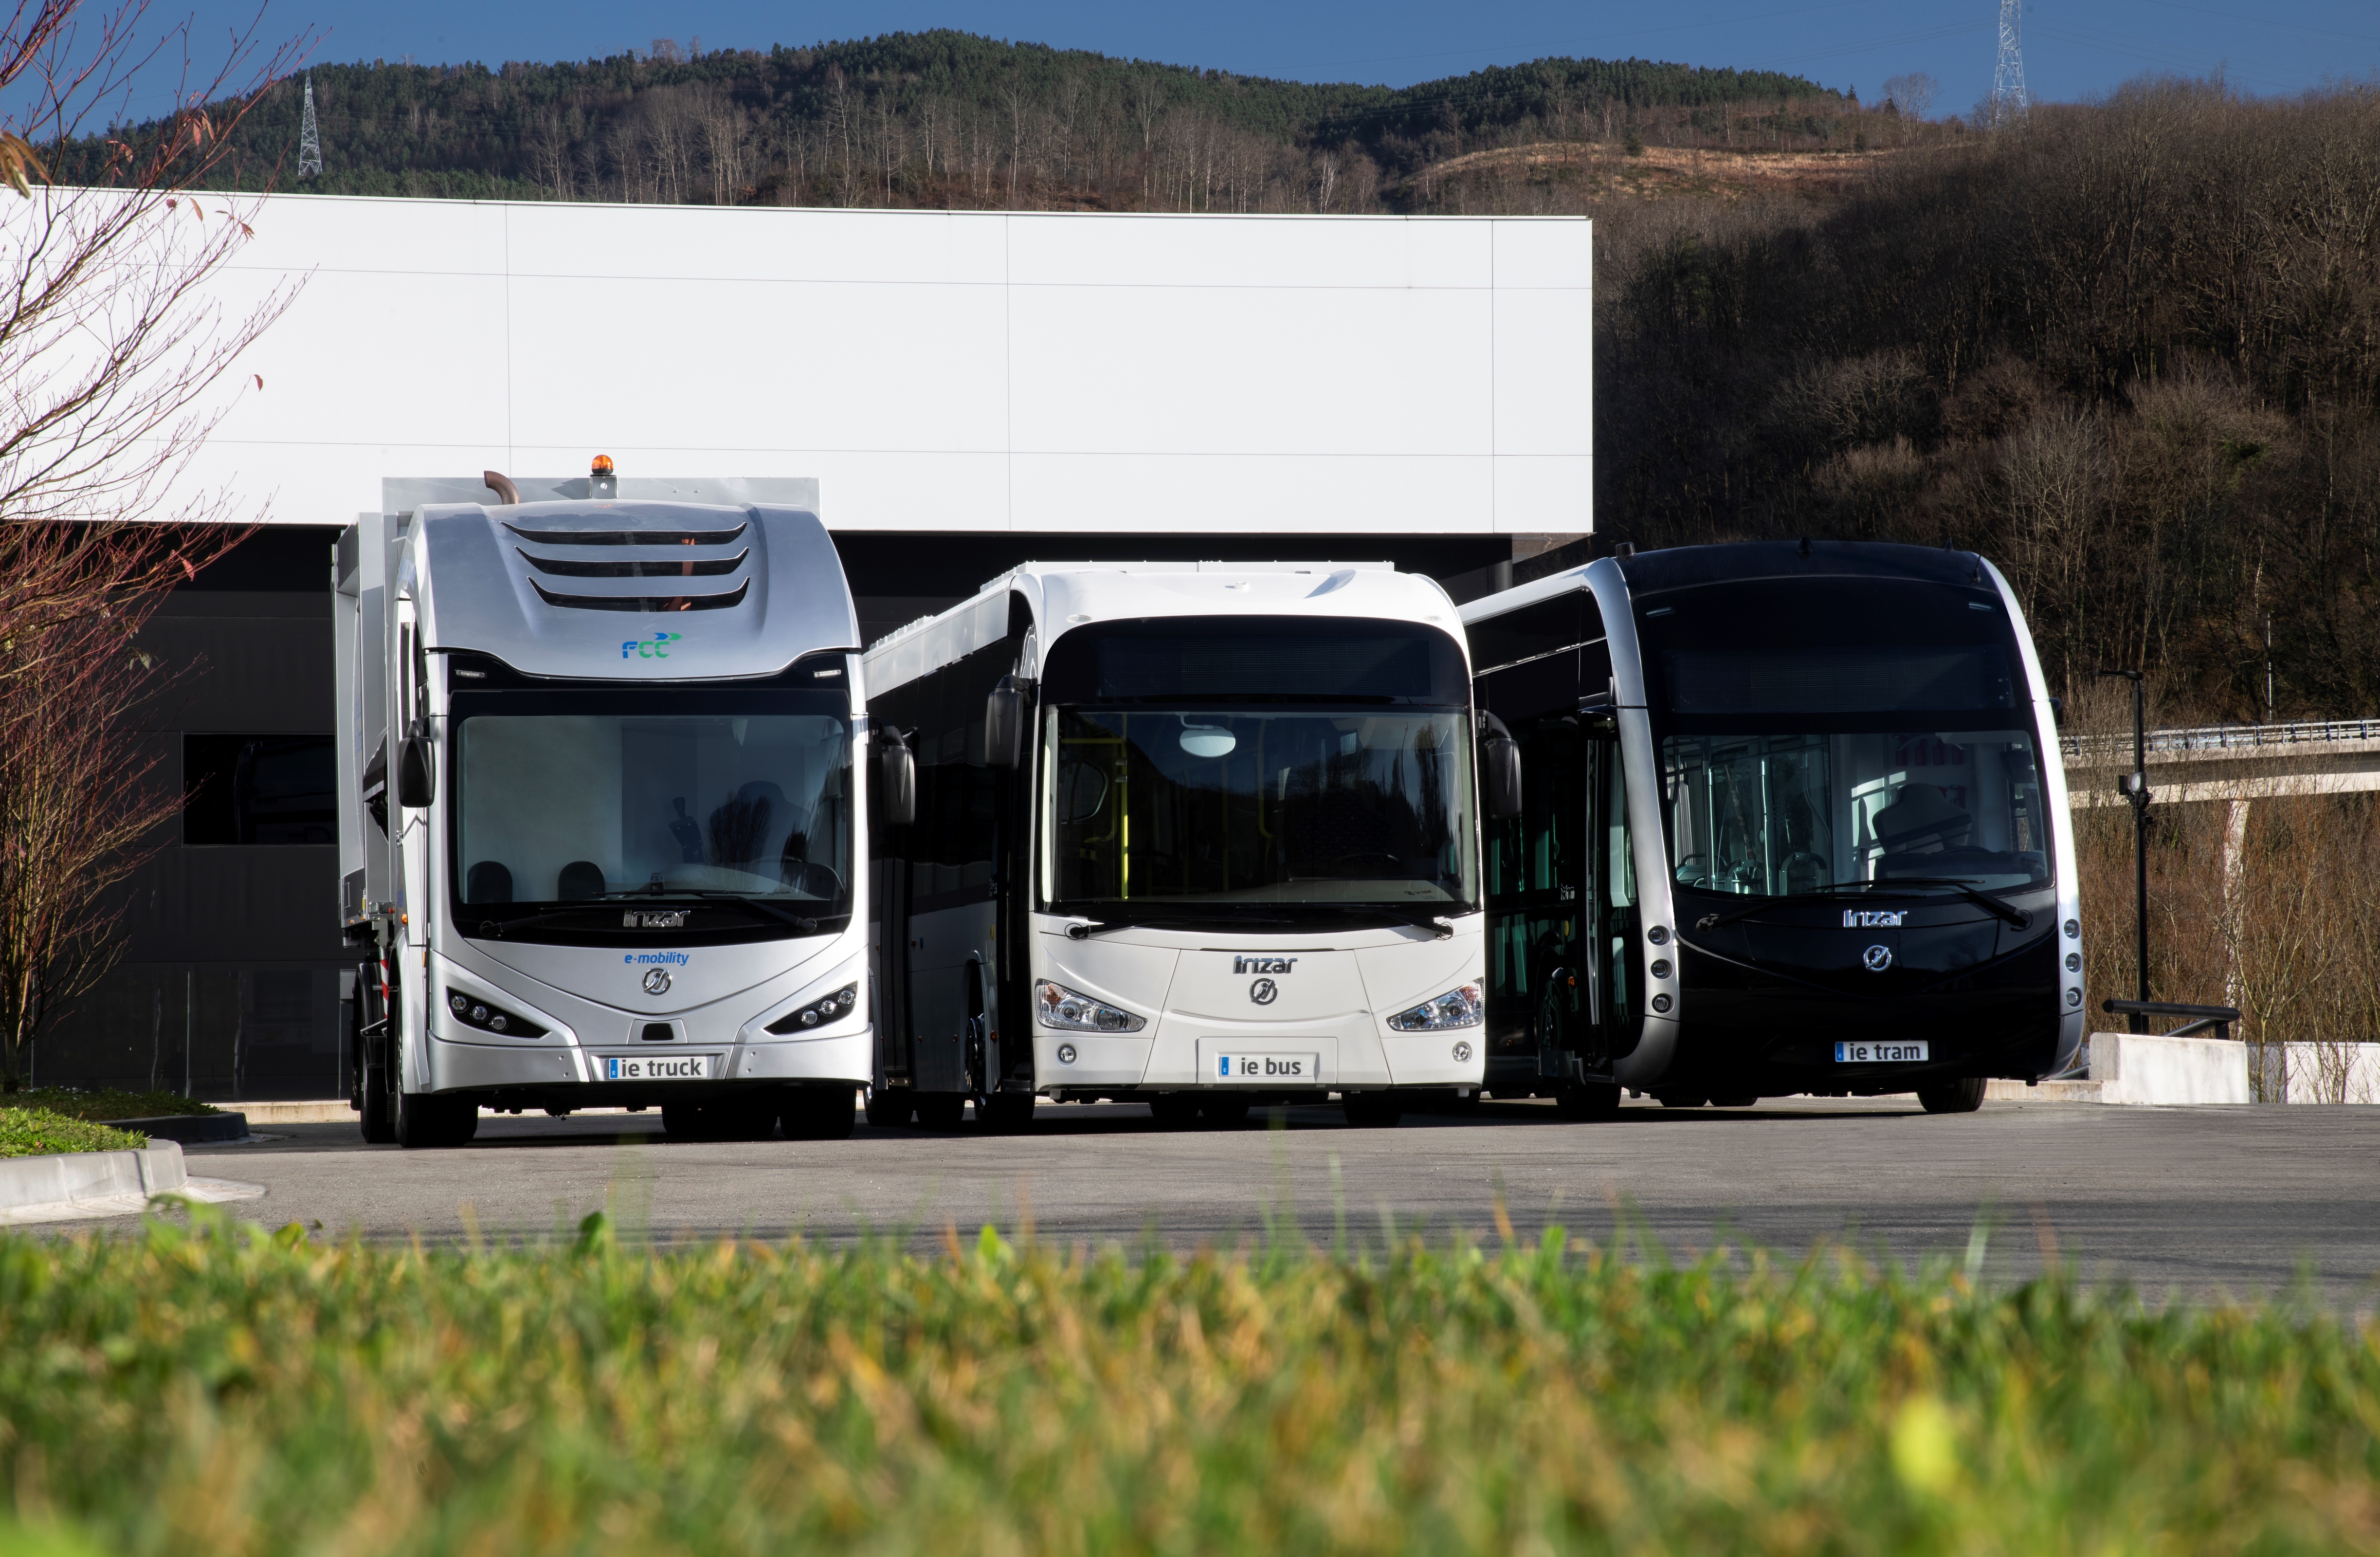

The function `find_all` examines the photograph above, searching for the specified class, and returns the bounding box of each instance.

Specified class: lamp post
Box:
[2096,669,2149,1033]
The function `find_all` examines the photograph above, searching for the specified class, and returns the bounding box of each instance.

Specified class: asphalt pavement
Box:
[144,1096,2380,1301]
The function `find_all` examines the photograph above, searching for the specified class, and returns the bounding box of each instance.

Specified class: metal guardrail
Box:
[2062,719,2380,760]
[2103,998,2242,1041]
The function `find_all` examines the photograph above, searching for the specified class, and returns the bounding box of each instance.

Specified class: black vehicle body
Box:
[1460,541,2087,1103]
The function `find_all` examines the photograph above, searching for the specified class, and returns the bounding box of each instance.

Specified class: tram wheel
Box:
[1554,1082,1622,1120]
[1917,1077,1987,1114]
[1342,1093,1404,1128]
[1147,1094,1201,1129]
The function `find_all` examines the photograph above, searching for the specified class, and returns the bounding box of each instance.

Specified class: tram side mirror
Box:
[397,731,435,808]
[984,675,1031,769]
[1484,733,1523,820]
[879,732,916,828]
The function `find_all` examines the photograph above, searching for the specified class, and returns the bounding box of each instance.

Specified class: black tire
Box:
[1656,1092,1709,1109]
[720,1094,782,1141]
[1199,1096,1254,1130]
[1342,1093,1404,1128]
[863,1090,914,1128]
[360,1060,396,1143]
[1709,1095,1760,1108]
[1553,1081,1622,1120]
[977,1091,1036,1134]
[660,1101,714,1140]
[783,1086,859,1141]
[913,1093,968,1131]
[394,1086,476,1149]
[1147,1094,1201,1129]
[1917,1076,1987,1114]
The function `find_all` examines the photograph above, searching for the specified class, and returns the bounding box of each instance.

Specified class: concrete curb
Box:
[0,1139,266,1225]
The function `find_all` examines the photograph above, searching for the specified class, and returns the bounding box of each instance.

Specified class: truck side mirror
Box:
[984,675,1031,769]
[1484,733,1522,820]
[879,731,916,827]
[397,732,435,808]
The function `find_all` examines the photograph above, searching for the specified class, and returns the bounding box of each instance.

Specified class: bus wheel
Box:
[1147,1094,1201,1129]
[1709,1095,1760,1108]
[783,1086,858,1141]
[863,1090,914,1128]
[360,1060,396,1143]
[1199,1097,1254,1130]
[914,1094,968,1131]
[1554,1082,1621,1120]
[978,1092,1036,1134]
[1917,1077,1986,1114]
[1343,1093,1404,1128]
[1655,1093,1709,1109]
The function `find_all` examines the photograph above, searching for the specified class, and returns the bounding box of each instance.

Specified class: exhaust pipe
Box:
[482,470,521,505]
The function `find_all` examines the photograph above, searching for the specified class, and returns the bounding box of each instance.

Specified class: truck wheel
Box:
[1655,1092,1709,1108]
[1199,1097,1254,1129]
[862,1090,914,1128]
[1147,1094,1201,1129]
[977,1092,1036,1134]
[783,1086,858,1141]
[1553,1082,1621,1120]
[1917,1077,1987,1114]
[913,1094,968,1131]
[360,1061,396,1143]
[1342,1093,1404,1128]
[394,1088,476,1149]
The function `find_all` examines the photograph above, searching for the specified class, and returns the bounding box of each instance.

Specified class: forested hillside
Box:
[74,32,1855,211]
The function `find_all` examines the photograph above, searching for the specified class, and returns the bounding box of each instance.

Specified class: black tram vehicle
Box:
[1459,541,2085,1117]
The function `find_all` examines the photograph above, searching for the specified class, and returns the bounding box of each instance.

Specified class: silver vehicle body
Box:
[334,476,874,1122]
[862,563,1491,1116]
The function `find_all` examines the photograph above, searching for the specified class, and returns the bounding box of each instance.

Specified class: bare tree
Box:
[0,0,301,1082]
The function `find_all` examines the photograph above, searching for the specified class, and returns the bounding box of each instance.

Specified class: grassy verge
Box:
[0,1089,220,1122]
[0,1109,146,1158]
[0,1211,2375,1554]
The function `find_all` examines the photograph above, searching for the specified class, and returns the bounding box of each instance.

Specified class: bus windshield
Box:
[1636,577,2053,899]
[450,684,853,929]
[1041,707,1477,912]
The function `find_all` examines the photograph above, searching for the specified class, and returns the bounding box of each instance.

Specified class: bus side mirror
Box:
[397,732,435,808]
[984,675,1030,769]
[1484,733,1522,820]
[879,732,916,828]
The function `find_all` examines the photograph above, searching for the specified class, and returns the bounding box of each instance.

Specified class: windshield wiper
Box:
[1692,879,2030,933]
[670,890,823,933]
[1064,913,1297,939]
[1307,903,1464,938]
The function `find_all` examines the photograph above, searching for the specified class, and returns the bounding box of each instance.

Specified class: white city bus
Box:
[861,563,1515,1130]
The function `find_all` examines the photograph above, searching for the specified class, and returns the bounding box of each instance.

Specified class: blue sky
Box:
[52,0,2380,124]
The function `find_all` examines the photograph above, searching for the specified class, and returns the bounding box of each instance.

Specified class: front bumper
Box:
[422,1026,872,1102]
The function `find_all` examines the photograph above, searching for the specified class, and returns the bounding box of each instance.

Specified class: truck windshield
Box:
[1636,577,2053,899]
[450,685,853,930]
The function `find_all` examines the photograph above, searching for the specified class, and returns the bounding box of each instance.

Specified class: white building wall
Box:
[178,196,1591,535]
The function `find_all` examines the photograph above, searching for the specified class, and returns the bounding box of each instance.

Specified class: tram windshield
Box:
[1638,580,2054,898]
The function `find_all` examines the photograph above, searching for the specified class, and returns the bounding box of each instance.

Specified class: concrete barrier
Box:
[2088,1031,2253,1105]
[2269,1042,2380,1104]
[0,1140,185,1217]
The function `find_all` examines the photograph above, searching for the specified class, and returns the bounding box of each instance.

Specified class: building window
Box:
[183,734,336,846]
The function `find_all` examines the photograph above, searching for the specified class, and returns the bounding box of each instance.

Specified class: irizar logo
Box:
[1844,910,1907,928]
[1232,956,1297,974]
[622,631,683,660]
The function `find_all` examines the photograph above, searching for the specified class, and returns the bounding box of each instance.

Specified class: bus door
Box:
[1481,713,1582,1087]
[1578,709,1643,1068]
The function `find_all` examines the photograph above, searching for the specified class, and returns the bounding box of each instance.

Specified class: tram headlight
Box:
[766,982,858,1034]
[1387,983,1484,1032]
[1036,980,1146,1033]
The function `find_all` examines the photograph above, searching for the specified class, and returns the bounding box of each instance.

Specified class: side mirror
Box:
[397,732,435,808]
[879,731,916,828]
[984,675,1031,770]
[1484,733,1522,820]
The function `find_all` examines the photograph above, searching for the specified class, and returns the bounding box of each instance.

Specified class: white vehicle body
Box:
[335,472,873,1145]
[861,563,1493,1127]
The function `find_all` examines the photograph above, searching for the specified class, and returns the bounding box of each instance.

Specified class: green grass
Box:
[1,1089,221,1122]
[0,1209,2376,1555]
[0,1108,146,1158]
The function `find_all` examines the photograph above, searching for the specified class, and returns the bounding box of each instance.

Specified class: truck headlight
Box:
[1035,980,1145,1033]
[1387,983,1484,1032]
[445,989,546,1038]
[766,982,858,1034]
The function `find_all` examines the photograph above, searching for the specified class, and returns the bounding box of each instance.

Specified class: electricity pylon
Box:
[1990,0,2030,128]
[298,74,322,177]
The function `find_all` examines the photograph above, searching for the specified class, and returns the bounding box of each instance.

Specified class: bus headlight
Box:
[1036,980,1146,1033]
[1387,983,1484,1032]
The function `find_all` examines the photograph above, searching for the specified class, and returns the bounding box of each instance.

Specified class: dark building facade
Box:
[37,523,1537,1101]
